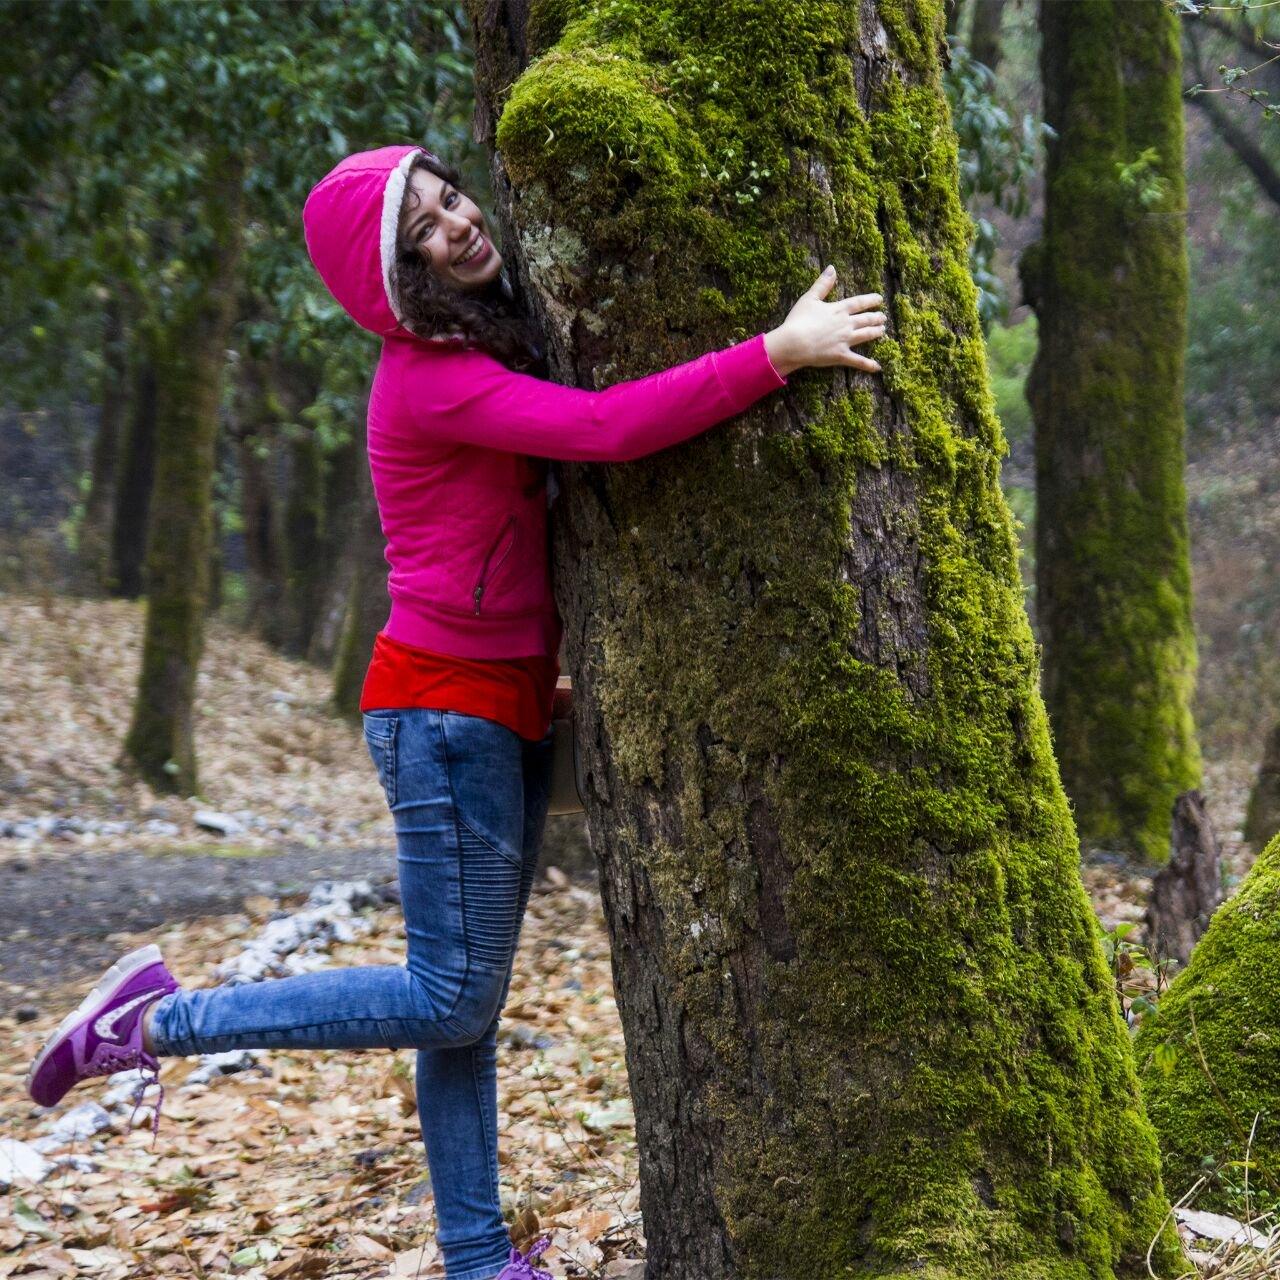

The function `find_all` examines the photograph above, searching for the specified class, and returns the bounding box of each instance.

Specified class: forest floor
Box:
[0,593,1269,1278]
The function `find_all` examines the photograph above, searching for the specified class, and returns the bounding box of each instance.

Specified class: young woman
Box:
[25,144,885,1280]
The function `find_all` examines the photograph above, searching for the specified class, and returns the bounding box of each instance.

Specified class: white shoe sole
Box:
[24,943,165,1100]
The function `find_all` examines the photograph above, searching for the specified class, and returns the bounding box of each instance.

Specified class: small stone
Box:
[194,810,245,836]
[15,1004,40,1022]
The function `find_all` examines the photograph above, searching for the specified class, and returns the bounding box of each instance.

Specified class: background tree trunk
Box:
[1145,788,1223,966]
[470,0,1182,1274]
[108,356,157,599]
[968,0,1006,72]
[79,296,128,594]
[233,356,289,646]
[123,165,243,794]
[331,426,386,719]
[1024,0,1200,864]
[1244,721,1280,852]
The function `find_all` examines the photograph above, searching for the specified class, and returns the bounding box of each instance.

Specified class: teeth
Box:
[455,236,483,265]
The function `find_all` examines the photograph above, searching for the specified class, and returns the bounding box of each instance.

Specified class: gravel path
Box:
[0,843,398,1004]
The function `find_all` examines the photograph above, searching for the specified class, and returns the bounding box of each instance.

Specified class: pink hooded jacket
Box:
[301,144,789,661]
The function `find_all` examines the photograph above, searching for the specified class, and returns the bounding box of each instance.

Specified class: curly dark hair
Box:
[392,152,546,374]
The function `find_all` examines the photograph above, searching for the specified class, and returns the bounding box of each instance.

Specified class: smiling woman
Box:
[390,152,547,373]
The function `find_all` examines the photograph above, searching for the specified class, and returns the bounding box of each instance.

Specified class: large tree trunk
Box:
[1023,0,1200,865]
[123,164,243,794]
[470,1,1182,1275]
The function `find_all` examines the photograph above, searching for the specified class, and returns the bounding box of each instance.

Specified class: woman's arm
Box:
[393,331,788,463]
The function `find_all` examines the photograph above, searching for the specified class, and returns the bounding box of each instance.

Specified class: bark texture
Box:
[1024,0,1200,864]
[1137,829,1280,1211]
[470,0,1182,1274]
[123,164,243,794]
[1145,788,1222,967]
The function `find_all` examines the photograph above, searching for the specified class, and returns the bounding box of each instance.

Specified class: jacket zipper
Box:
[473,514,517,615]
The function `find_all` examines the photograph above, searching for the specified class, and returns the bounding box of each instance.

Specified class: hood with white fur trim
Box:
[302,144,431,338]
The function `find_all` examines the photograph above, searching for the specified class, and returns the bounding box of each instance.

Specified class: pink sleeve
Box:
[395,331,788,462]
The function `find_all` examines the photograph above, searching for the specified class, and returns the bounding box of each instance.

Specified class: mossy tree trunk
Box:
[470,1,1182,1275]
[1022,0,1200,864]
[122,164,243,794]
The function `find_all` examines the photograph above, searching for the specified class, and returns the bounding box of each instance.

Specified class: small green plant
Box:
[1098,921,1170,1028]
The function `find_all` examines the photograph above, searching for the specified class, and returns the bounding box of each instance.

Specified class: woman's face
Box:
[400,167,504,292]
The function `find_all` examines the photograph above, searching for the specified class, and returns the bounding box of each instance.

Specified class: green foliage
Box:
[1137,831,1280,1213]
[983,314,1036,448]
[942,39,1050,331]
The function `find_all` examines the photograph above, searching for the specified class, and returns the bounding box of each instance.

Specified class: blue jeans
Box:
[147,708,556,1280]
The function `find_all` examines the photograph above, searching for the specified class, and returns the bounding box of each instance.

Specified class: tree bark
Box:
[122,162,243,794]
[1025,0,1200,864]
[1145,788,1223,966]
[470,0,1183,1274]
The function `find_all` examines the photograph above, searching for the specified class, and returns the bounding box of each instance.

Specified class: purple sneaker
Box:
[495,1236,553,1280]
[24,943,180,1142]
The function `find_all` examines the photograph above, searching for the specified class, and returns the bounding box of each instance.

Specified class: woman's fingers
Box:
[846,350,882,371]
[840,292,884,313]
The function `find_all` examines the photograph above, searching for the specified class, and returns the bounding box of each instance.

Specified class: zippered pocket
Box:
[472,514,517,615]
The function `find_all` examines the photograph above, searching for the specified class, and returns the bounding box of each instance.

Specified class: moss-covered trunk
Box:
[1022,0,1199,864]
[470,0,1182,1273]
[123,166,243,794]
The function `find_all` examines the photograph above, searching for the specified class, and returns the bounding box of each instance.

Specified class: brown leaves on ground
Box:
[1,875,643,1279]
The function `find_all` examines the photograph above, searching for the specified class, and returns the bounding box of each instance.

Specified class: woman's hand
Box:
[764,266,885,376]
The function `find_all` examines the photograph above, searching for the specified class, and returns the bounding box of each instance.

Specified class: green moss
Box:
[489,0,1186,1273]
[1025,0,1200,864]
[1136,830,1280,1212]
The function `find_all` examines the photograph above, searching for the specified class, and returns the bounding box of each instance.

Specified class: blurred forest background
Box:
[2,1,1275,839]
[1,0,1279,1275]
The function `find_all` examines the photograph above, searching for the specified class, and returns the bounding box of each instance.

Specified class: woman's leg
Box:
[145,709,515,1059]
[413,718,556,1280]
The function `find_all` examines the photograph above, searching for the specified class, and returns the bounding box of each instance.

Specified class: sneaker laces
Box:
[83,1048,166,1146]
[504,1236,552,1279]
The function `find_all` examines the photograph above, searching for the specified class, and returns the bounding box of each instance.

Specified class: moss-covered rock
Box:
[1137,829,1280,1211]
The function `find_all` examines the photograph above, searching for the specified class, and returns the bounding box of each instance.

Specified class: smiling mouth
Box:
[453,234,486,266]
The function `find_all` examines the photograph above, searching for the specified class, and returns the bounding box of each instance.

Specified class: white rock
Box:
[0,1137,51,1187]
[194,810,245,836]
[1177,1207,1272,1248]
[33,1100,112,1147]
[184,1050,263,1085]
